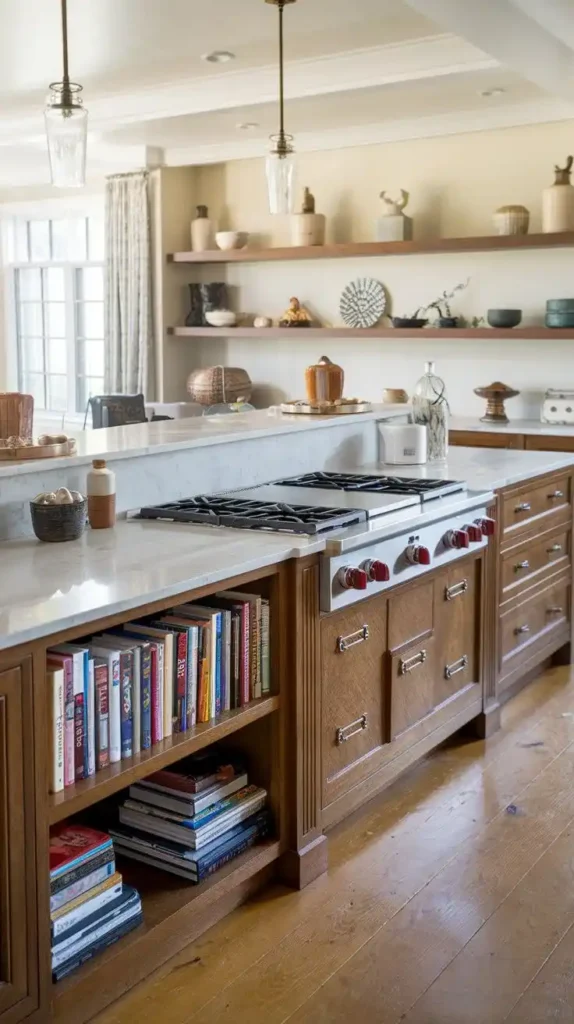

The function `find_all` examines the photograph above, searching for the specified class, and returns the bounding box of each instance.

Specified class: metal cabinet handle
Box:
[547,543,563,554]
[514,624,531,635]
[337,625,369,653]
[547,606,564,615]
[514,560,530,572]
[399,649,427,675]
[548,490,564,500]
[514,501,531,513]
[445,654,468,679]
[336,713,368,745]
[445,579,468,601]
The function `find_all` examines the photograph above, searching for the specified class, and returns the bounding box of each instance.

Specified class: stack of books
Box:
[50,824,142,982]
[111,751,271,884]
[47,592,270,792]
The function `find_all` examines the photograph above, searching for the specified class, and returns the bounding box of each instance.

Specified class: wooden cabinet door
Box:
[321,595,388,808]
[449,430,525,450]
[434,558,482,708]
[0,661,39,1024]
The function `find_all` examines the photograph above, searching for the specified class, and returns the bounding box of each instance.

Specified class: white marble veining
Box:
[0,405,409,479]
[0,519,325,652]
[359,446,574,492]
[450,416,574,438]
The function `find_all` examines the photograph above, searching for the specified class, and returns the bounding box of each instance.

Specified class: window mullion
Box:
[65,266,78,413]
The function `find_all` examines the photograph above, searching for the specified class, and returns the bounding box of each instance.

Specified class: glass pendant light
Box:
[45,0,88,188]
[265,0,297,214]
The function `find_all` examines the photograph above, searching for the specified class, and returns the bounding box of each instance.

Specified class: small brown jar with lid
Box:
[87,459,116,529]
[304,355,344,403]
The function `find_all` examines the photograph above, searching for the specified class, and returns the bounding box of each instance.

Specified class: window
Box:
[8,213,104,415]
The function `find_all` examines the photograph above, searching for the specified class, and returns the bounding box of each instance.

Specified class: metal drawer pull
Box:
[548,490,564,500]
[337,625,369,653]
[514,624,531,635]
[514,560,530,572]
[445,579,468,601]
[399,649,427,675]
[547,606,564,615]
[547,543,563,554]
[514,501,531,513]
[445,655,468,679]
[336,713,368,745]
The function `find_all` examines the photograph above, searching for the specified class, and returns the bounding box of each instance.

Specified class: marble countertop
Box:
[0,404,409,479]
[0,519,325,651]
[360,446,574,492]
[450,416,574,437]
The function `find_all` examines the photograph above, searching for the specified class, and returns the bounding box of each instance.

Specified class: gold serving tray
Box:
[280,400,373,416]
[0,438,77,461]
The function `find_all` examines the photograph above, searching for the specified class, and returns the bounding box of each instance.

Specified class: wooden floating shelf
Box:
[168,326,574,340]
[49,695,279,825]
[52,839,282,1019]
[168,231,574,264]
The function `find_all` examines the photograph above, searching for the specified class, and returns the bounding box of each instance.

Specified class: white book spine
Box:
[89,648,121,763]
[49,668,65,793]
[156,642,164,742]
[51,903,141,969]
[164,634,173,738]
[87,659,96,777]
[190,629,198,728]
[132,647,141,755]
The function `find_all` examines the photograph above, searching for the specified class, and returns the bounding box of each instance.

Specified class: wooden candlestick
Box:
[474,381,520,423]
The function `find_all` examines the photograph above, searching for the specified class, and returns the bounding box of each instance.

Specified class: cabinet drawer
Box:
[501,528,570,597]
[390,635,436,738]
[388,579,434,651]
[321,597,388,805]
[501,578,570,668]
[501,474,571,538]
[434,560,479,706]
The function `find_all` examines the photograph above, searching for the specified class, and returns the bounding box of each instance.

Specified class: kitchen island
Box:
[2,440,574,1024]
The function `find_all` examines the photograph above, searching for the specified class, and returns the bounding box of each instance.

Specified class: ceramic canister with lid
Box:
[304,356,344,403]
[87,459,116,528]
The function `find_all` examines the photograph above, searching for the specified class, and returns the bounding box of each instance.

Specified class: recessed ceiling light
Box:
[236,122,260,131]
[479,87,505,98]
[202,50,236,64]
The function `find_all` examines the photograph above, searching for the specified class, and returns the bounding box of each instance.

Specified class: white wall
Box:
[164,119,574,417]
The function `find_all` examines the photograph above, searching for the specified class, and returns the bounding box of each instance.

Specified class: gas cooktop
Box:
[274,471,464,500]
[137,495,366,535]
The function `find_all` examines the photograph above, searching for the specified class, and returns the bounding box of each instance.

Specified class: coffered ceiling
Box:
[0,0,573,191]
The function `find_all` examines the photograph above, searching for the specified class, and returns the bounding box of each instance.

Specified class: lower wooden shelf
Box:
[52,838,282,1021]
[49,695,280,825]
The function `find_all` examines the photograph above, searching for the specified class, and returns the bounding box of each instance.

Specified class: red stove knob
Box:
[444,529,470,550]
[475,516,496,537]
[405,544,431,566]
[337,566,368,591]
[361,559,391,583]
[465,523,483,543]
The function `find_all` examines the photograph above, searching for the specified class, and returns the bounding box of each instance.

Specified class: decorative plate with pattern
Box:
[339,277,386,328]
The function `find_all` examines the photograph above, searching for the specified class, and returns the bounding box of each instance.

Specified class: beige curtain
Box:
[104,171,152,394]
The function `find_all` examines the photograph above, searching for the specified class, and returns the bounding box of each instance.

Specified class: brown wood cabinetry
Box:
[320,554,484,825]
[450,430,525,450]
[0,658,40,1024]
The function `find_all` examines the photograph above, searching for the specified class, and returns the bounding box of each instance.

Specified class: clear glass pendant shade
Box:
[45,84,88,188]
[266,148,296,215]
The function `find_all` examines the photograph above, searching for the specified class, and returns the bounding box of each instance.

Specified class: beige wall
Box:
[164,120,574,416]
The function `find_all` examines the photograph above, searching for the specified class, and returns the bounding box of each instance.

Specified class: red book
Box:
[94,662,110,771]
[49,824,112,878]
[150,644,161,745]
[74,692,85,781]
[174,631,188,732]
[47,654,75,787]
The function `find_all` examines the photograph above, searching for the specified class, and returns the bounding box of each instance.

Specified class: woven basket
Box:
[186,366,252,406]
[30,499,87,543]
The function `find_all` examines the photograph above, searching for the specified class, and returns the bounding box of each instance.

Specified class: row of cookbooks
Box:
[50,749,270,981]
[46,591,270,791]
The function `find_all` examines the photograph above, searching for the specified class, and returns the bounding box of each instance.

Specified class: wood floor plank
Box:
[95,668,574,1024]
[505,920,574,1022]
[403,822,574,1023]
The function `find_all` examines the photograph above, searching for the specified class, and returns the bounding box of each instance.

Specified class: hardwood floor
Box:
[96,665,574,1024]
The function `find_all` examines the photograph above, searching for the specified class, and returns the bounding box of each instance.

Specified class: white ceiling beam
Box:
[0,34,497,144]
[404,0,574,100]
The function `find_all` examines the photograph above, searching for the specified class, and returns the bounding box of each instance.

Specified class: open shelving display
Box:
[169,326,574,340]
[168,230,574,265]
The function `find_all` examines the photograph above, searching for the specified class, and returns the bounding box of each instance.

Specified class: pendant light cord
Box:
[61,0,70,86]
[278,0,285,142]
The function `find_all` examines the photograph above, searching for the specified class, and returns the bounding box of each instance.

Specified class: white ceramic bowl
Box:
[215,230,249,251]
[205,309,237,328]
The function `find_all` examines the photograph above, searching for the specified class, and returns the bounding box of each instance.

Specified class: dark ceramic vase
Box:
[391,317,428,329]
[200,282,229,324]
[437,316,458,328]
[185,284,203,327]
